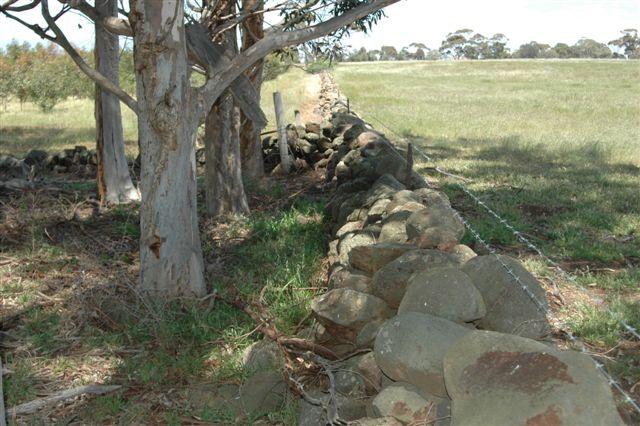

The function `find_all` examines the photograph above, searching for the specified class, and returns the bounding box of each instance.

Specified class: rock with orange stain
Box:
[443,330,624,426]
[372,382,451,425]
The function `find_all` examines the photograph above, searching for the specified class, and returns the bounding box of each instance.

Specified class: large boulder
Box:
[362,174,405,207]
[372,383,450,426]
[385,201,426,217]
[378,211,412,244]
[371,250,456,308]
[448,244,477,264]
[0,155,29,180]
[462,255,550,339]
[241,339,283,372]
[238,370,288,418]
[443,330,624,426]
[398,265,486,323]
[413,188,451,208]
[338,231,376,266]
[335,220,364,238]
[367,198,391,223]
[311,288,391,342]
[328,266,373,293]
[353,352,383,395]
[374,312,471,396]
[349,242,416,274]
[23,149,48,167]
[406,205,465,251]
[384,190,423,214]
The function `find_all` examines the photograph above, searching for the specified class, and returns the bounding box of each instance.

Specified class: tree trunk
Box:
[204,91,250,217]
[239,0,265,180]
[131,0,205,297]
[94,0,139,204]
[202,0,250,218]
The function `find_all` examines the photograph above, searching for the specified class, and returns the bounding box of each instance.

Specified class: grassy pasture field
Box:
[336,59,640,407]
[0,66,317,157]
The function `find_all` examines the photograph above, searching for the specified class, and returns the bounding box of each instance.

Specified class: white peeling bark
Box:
[95,0,139,204]
[131,0,205,297]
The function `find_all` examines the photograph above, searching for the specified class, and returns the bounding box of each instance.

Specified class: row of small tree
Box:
[0,42,91,111]
[345,28,640,61]
[0,40,136,112]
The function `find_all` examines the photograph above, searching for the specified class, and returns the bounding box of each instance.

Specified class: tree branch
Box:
[63,0,132,36]
[40,0,138,112]
[0,0,40,12]
[196,0,399,117]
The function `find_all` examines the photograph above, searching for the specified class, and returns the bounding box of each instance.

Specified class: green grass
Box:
[0,97,139,157]
[1,184,326,423]
[261,66,320,131]
[335,60,640,405]
[334,59,640,272]
[0,67,319,158]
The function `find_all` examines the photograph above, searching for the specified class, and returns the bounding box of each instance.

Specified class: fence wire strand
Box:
[347,99,640,413]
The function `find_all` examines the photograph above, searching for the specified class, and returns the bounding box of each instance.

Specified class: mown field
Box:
[335,59,640,408]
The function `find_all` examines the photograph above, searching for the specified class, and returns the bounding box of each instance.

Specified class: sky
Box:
[0,0,638,51]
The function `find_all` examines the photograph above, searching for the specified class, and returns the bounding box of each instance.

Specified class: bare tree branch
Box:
[40,0,138,112]
[195,0,400,118]
[0,7,56,41]
[63,0,132,36]
[0,0,40,12]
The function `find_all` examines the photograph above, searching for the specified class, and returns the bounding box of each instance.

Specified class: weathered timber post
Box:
[273,91,292,173]
[405,143,414,186]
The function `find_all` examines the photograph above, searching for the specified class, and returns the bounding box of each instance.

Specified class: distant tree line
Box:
[344,28,640,62]
[0,39,301,113]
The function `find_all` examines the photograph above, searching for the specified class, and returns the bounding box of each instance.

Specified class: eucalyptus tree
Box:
[609,29,639,58]
[0,0,398,297]
[94,0,139,204]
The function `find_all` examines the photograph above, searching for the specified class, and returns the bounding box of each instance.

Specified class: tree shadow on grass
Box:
[1,178,326,424]
[403,131,640,265]
[0,126,96,156]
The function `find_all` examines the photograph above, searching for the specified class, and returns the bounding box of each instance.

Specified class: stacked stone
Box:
[298,101,625,425]
[0,146,98,181]
[262,119,338,174]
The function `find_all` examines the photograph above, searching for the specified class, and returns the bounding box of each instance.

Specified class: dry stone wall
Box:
[297,90,625,425]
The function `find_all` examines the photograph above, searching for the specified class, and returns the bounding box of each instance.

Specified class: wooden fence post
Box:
[273,91,292,173]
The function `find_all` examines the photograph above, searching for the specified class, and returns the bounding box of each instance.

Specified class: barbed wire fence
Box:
[343,97,640,413]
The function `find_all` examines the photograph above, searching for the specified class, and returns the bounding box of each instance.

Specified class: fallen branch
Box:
[7,385,121,416]
[219,293,338,360]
